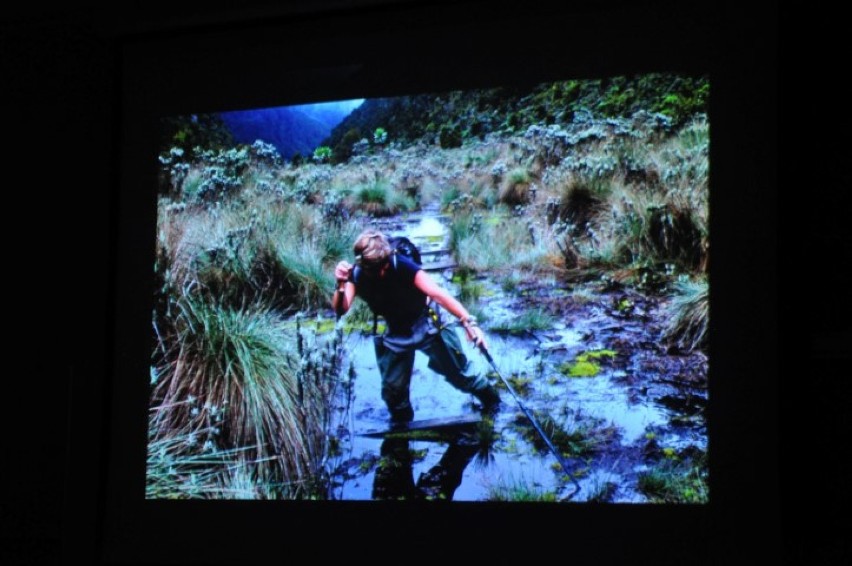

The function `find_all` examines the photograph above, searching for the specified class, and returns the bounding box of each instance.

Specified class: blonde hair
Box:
[353,229,392,267]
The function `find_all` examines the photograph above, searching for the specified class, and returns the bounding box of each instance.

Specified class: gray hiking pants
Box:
[374,308,490,420]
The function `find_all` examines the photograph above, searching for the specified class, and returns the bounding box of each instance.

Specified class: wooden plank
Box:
[357,414,482,439]
[419,248,451,256]
[422,260,457,271]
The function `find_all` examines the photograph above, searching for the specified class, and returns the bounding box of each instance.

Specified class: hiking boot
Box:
[474,386,501,413]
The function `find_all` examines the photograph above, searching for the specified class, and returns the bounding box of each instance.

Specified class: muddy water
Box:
[328,206,708,503]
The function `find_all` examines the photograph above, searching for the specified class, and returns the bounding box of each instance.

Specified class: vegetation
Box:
[490,308,555,335]
[487,478,558,502]
[313,145,333,163]
[151,71,710,501]
[149,297,345,499]
[160,114,235,159]
[637,450,709,503]
[558,350,617,378]
[373,127,388,145]
[322,73,708,151]
[662,277,709,352]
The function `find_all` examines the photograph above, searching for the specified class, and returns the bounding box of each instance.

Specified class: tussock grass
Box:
[450,211,556,272]
[662,277,709,352]
[637,458,708,503]
[498,167,533,205]
[527,116,708,276]
[146,419,277,500]
[489,307,555,335]
[157,195,355,311]
[346,177,418,217]
[267,236,336,310]
[518,412,591,458]
[149,295,344,498]
[486,477,558,502]
[499,270,525,293]
[550,175,609,230]
[355,180,393,215]
[643,203,704,270]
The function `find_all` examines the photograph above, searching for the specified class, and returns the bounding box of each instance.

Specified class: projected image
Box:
[149,73,709,502]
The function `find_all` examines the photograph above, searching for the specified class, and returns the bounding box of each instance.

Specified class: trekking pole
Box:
[478,343,581,498]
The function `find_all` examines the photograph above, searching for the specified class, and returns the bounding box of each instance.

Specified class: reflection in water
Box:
[372,421,495,501]
[372,438,418,500]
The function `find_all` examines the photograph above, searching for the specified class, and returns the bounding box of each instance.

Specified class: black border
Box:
[102,2,778,564]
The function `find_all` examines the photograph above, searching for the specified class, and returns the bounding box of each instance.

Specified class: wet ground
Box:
[326,207,708,503]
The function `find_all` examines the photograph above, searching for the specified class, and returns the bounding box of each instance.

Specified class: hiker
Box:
[331,229,501,423]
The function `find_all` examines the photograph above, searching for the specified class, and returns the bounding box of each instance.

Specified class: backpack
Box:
[388,236,422,267]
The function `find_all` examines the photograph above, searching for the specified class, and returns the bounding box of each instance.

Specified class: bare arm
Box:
[331,261,356,316]
[413,269,486,347]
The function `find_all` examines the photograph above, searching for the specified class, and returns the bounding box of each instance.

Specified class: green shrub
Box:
[313,146,333,163]
[373,127,388,145]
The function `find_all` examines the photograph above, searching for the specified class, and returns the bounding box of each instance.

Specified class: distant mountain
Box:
[323,73,709,158]
[219,100,362,160]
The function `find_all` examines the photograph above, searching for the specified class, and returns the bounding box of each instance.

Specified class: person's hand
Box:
[334,261,353,284]
[464,323,487,350]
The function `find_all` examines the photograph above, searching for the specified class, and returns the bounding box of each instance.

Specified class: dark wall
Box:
[3,2,840,565]
[3,12,114,565]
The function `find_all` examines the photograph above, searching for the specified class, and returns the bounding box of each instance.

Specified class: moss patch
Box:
[561,360,600,377]
[559,349,617,378]
[582,349,617,360]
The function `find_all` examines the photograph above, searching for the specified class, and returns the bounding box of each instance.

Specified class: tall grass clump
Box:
[440,185,463,211]
[545,176,626,270]
[350,178,414,217]
[536,115,709,277]
[643,203,704,271]
[450,211,555,272]
[357,181,389,207]
[146,418,276,500]
[489,307,555,335]
[516,412,593,459]
[149,294,345,498]
[548,176,610,234]
[264,234,337,310]
[498,167,533,205]
[157,197,356,312]
[154,200,266,311]
[637,458,708,503]
[486,478,558,502]
[592,183,661,267]
[653,115,709,269]
[662,277,709,352]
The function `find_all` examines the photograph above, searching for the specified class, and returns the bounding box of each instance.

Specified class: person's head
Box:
[353,229,392,276]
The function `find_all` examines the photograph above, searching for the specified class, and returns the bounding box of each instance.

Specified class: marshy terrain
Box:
[149,73,710,503]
